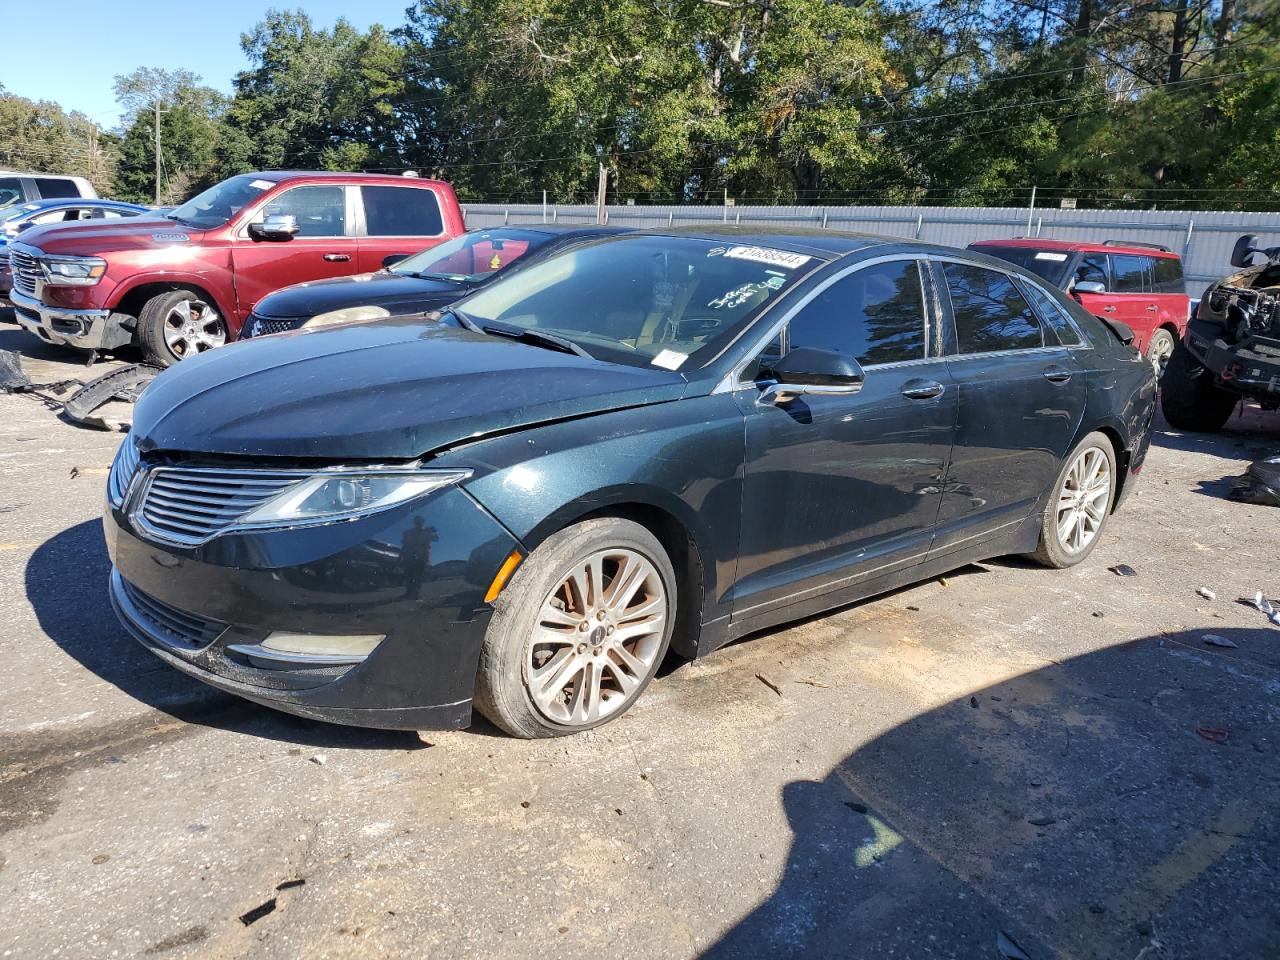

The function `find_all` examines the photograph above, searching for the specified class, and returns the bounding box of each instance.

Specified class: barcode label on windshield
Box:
[723,246,811,270]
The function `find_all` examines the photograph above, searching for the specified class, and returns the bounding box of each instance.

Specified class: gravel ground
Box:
[1,322,1278,960]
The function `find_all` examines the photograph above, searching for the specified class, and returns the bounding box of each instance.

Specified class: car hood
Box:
[254,271,469,320]
[132,316,690,460]
[18,218,203,255]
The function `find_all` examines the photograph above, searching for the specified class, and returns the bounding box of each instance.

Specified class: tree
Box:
[0,85,118,192]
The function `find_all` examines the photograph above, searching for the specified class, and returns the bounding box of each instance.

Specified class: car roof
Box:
[8,198,146,211]
[631,225,889,258]
[468,224,635,238]
[970,237,1179,259]
[251,171,453,188]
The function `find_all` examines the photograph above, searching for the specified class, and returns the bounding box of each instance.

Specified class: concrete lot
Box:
[1,323,1278,960]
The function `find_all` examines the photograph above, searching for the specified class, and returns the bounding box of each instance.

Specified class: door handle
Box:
[1146,304,1159,312]
[1102,305,1117,313]
[1042,365,1072,384]
[900,379,945,400]
[323,253,351,262]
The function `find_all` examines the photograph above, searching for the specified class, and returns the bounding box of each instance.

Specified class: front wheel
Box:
[1159,338,1237,432]
[1028,432,1117,569]
[138,290,227,367]
[473,518,676,738]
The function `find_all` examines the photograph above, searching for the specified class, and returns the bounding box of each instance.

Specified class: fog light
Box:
[261,632,385,658]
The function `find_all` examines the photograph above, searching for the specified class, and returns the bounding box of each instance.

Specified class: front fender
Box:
[106,268,236,324]
[443,394,746,627]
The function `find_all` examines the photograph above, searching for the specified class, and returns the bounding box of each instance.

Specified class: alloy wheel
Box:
[524,548,668,727]
[1055,446,1112,554]
[163,299,226,358]
[1148,332,1175,378]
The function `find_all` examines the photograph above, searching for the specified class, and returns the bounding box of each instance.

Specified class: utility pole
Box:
[595,164,608,224]
[1026,185,1037,235]
[153,100,169,206]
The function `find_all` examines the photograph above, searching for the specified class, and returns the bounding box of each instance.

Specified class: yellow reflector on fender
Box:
[485,550,524,603]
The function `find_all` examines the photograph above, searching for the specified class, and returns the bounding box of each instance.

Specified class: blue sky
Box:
[1,1,413,129]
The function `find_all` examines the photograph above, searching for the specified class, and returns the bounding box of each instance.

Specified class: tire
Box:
[1159,338,1236,432]
[1145,327,1176,379]
[473,517,676,738]
[138,289,227,367]
[1029,431,1118,569]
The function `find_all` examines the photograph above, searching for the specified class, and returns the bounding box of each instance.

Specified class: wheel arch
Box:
[1070,419,1130,513]
[522,489,710,660]
[109,277,235,333]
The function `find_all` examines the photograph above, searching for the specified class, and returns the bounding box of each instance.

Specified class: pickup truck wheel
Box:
[1159,338,1237,432]
[138,290,227,367]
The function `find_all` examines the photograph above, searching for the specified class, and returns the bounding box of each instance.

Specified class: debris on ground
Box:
[1109,564,1138,577]
[1202,634,1239,648]
[844,801,868,814]
[62,362,159,430]
[1197,727,1229,744]
[755,673,782,696]
[310,755,326,766]
[1230,455,1280,507]
[969,696,979,708]
[1027,815,1057,826]
[238,898,277,926]
[1247,591,1280,627]
[1197,587,1217,601]
[275,878,305,891]
[795,678,829,688]
[996,929,1035,959]
[0,349,80,407]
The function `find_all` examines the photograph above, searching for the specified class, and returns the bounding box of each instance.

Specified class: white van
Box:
[0,171,98,209]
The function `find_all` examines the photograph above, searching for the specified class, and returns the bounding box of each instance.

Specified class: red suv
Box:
[9,172,464,365]
[969,238,1190,375]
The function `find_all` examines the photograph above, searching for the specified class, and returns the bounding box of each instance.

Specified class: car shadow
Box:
[25,520,427,750]
[701,627,1279,959]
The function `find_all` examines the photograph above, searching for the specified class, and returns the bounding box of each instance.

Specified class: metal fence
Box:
[461,202,1280,298]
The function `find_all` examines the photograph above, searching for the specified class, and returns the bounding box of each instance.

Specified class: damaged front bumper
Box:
[11,287,131,351]
[1185,318,1280,403]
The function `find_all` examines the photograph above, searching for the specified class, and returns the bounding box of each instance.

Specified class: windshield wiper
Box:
[446,311,593,359]
[410,271,472,283]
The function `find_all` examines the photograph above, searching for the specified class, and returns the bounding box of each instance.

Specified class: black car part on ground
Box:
[1161,236,1280,432]
[62,362,159,430]
[0,348,80,405]
[1232,455,1280,507]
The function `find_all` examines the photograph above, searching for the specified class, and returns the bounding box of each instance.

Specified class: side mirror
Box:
[760,346,865,404]
[1074,279,1106,295]
[382,253,410,269]
[249,214,299,241]
[1230,234,1259,269]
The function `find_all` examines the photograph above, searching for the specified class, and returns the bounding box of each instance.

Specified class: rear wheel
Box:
[1145,328,1176,379]
[1029,432,1117,569]
[1159,338,1236,432]
[473,518,676,738]
[138,290,227,367]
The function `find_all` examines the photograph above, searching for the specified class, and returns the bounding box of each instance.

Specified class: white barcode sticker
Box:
[1034,252,1069,262]
[250,179,274,190]
[651,349,688,371]
[723,246,811,270]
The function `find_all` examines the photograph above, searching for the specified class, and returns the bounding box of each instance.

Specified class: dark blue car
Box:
[105,228,1157,738]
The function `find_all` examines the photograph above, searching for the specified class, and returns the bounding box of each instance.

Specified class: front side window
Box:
[35,177,79,199]
[944,263,1043,353]
[262,186,346,238]
[1073,255,1107,288]
[457,236,816,369]
[391,229,548,282]
[1109,254,1148,294]
[786,260,927,366]
[362,186,443,237]
[169,175,274,229]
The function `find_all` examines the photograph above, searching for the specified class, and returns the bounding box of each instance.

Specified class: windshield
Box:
[454,235,818,369]
[167,175,275,229]
[975,246,1072,286]
[1,203,41,223]
[391,229,553,282]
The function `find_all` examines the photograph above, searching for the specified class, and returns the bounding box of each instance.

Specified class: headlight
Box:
[42,255,107,286]
[302,305,391,329]
[237,469,470,527]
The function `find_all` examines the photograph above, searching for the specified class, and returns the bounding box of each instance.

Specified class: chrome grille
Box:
[9,248,42,296]
[118,575,227,650]
[137,468,303,544]
[107,437,141,505]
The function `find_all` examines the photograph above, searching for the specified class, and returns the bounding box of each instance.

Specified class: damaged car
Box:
[1162,234,1280,432]
[105,229,1156,738]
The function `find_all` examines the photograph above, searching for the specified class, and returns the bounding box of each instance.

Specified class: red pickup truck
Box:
[9,171,464,365]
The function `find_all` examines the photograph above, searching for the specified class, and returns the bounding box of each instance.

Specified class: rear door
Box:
[1107,253,1156,352]
[1151,254,1190,335]
[355,184,449,272]
[230,184,360,324]
[931,259,1085,554]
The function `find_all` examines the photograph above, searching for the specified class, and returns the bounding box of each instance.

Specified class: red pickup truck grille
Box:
[9,249,41,296]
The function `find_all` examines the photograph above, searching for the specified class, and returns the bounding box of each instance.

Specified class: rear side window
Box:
[786,260,927,366]
[1022,282,1083,346]
[1109,255,1148,293]
[1074,255,1107,287]
[362,186,443,237]
[1152,256,1184,295]
[35,177,81,199]
[943,263,1043,353]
